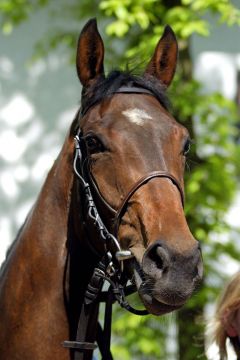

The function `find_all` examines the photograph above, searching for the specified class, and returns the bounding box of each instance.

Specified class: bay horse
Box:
[0,19,203,360]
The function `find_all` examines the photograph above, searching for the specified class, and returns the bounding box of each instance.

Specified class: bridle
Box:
[63,86,185,360]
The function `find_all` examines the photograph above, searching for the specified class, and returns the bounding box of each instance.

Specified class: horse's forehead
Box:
[83,94,180,135]
[107,96,178,134]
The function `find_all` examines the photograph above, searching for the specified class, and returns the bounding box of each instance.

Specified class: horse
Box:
[0,18,203,360]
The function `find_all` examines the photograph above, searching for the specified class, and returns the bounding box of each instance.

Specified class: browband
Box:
[81,86,155,116]
[115,86,154,95]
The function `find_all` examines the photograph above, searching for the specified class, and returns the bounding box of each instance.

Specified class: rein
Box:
[63,86,185,360]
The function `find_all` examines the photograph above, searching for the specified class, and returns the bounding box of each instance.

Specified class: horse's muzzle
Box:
[133,240,203,315]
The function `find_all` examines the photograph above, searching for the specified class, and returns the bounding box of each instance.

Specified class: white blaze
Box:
[122,108,152,125]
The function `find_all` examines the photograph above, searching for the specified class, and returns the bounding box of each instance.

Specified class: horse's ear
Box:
[144,25,178,87]
[76,18,104,87]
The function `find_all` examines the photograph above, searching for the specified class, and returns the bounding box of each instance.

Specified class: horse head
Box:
[75,19,203,316]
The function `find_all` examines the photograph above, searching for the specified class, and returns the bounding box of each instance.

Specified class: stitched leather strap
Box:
[115,86,154,95]
[87,168,184,238]
[81,86,154,116]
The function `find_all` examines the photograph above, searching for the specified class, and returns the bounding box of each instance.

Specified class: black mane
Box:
[80,70,170,116]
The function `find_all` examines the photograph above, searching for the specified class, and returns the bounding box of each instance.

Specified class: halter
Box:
[63,86,185,360]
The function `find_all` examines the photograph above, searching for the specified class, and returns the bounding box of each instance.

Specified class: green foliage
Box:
[1,0,240,359]
[172,74,239,333]
[182,0,240,25]
[100,0,157,36]
[100,0,240,38]
[109,293,178,359]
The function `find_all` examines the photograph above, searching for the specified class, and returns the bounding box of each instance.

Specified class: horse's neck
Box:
[0,131,96,358]
[15,133,75,279]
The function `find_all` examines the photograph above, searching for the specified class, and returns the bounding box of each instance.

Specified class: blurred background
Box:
[0,1,240,359]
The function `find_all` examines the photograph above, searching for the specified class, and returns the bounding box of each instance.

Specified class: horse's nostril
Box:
[148,244,169,272]
[156,246,166,270]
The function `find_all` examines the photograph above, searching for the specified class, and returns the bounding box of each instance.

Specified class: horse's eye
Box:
[183,139,191,156]
[85,135,105,153]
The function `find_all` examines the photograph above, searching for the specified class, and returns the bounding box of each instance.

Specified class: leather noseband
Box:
[88,167,184,238]
[113,171,184,236]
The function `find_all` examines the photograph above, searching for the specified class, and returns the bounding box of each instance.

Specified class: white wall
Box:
[191,10,240,99]
[0,8,81,265]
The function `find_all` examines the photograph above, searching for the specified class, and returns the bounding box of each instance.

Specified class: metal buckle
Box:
[115,250,134,261]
